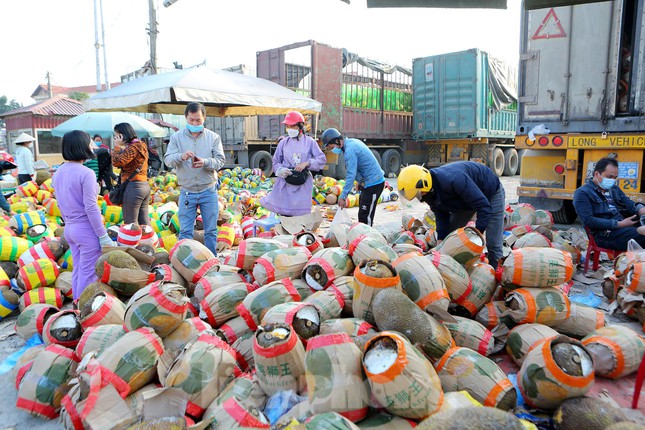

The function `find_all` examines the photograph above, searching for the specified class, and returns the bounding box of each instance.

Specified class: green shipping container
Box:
[413,49,517,140]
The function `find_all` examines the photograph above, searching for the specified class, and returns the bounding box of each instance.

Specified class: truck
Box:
[412,49,519,176]
[219,41,520,179]
[254,40,427,178]
[515,0,645,223]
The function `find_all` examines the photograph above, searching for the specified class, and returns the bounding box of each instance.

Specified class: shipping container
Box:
[515,0,645,223]
[413,49,519,176]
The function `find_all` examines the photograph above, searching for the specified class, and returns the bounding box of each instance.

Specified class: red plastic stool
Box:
[633,350,645,409]
[583,226,622,274]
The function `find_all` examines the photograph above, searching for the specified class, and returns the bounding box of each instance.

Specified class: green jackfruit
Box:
[418,407,524,430]
[554,397,627,430]
[78,281,117,311]
[372,288,453,359]
[95,250,139,279]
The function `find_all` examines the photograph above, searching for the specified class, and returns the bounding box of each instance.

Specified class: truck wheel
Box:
[489,147,505,177]
[502,148,518,176]
[552,200,577,224]
[382,149,402,177]
[516,149,527,174]
[249,151,273,177]
[371,149,382,167]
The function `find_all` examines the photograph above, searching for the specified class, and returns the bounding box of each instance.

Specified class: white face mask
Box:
[287,129,300,138]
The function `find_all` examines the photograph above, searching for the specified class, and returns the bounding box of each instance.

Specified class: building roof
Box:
[0,97,85,118]
[31,83,122,99]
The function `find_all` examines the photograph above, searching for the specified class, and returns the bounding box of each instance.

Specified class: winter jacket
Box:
[339,138,384,200]
[573,179,638,233]
[421,161,501,239]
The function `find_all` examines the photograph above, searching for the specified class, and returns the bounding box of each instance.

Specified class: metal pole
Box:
[148,0,158,74]
[99,0,110,90]
[93,0,102,91]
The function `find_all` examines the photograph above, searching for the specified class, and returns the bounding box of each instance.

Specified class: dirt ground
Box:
[0,176,643,429]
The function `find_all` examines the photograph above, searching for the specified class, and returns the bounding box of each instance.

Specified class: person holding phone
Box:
[111,123,150,225]
[574,157,645,250]
[164,102,225,255]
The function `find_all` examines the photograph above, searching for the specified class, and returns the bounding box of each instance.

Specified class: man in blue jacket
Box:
[573,157,645,250]
[398,162,505,269]
[321,128,385,226]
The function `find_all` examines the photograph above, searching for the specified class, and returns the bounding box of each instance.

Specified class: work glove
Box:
[276,167,292,179]
[99,234,114,248]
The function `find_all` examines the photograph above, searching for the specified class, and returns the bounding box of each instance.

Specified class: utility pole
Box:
[46,72,53,98]
[93,0,102,91]
[148,0,158,74]
[99,0,110,90]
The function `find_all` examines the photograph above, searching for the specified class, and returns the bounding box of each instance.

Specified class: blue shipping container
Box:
[412,49,517,140]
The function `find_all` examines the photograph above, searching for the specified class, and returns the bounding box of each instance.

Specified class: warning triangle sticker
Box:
[532,8,567,40]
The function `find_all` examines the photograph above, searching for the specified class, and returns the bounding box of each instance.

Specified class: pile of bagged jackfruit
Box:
[2,183,645,429]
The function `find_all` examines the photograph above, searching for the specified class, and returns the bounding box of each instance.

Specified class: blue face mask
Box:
[600,177,616,190]
[187,123,204,133]
[331,147,342,155]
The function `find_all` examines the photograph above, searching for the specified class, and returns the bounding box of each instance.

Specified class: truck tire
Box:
[516,149,527,174]
[502,148,518,176]
[371,149,382,167]
[381,149,402,177]
[552,200,578,224]
[249,151,273,177]
[489,147,505,177]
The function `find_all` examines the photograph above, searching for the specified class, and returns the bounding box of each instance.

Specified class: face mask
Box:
[600,177,616,190]
[286,129,300,138]
[187,123,204,133]
[331,147,342,155]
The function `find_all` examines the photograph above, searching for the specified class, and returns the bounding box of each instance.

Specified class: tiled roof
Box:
[31,83,121,98]
[0,97,85,117]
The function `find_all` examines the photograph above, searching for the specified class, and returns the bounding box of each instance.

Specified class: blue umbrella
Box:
[51,112,166,138]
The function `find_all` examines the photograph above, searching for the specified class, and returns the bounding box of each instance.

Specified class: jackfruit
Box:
[417,406,524,430]
[553,397,627,430]
[372,288,453,359]
[78,281,116,311]
[0,261,19,279]
[94,250,139,279]
[34,170,51,185]
[54,227,65,238]
[152,250,171,266]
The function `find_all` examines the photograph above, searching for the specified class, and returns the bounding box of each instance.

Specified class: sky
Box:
[1,0,521,107]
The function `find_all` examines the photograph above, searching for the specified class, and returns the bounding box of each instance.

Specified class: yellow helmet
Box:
[397,165,432,200]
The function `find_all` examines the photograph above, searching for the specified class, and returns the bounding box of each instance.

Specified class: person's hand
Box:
[99,234,113,248]
[293,161,309,172]
[276,167,292,178]
[192,157,205,168]
[618,214,640,228]
[181,151,195,161]
[338,198,347,209]
[113,133,124,147]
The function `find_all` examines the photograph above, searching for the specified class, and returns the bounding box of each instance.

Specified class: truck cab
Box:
[515,0,645,223]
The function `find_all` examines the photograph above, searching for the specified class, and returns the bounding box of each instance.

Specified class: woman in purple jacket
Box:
[260,111,326,216]
[52,131,113,300]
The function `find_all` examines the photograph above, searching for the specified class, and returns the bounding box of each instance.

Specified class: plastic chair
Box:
[253,213,280,237]
[634,353,645,409]
[583,226,622,274]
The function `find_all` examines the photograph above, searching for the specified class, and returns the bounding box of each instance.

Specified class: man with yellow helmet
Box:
[398,161,505,269]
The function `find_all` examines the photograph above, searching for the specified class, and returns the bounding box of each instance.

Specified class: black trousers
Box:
[18,174,32,184]
[358,181,385,226]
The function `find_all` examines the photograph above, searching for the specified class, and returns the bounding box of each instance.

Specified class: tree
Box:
[0,96,21,128]
[68,92,90,101]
